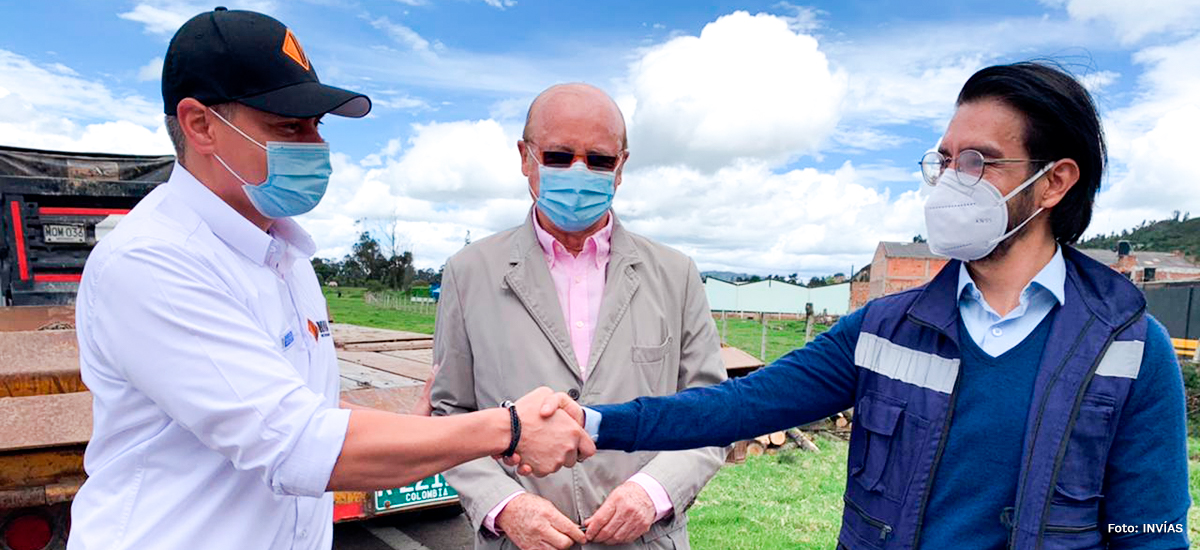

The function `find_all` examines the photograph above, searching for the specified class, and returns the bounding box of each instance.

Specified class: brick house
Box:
[849,242,950,311]
[848,240,1200,312]
[1079,242,1200,283]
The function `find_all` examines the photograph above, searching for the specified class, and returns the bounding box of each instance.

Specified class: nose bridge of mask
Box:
[940,169,1000,204]
[266,142,333,176]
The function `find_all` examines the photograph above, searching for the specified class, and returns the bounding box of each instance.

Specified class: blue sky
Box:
[2,0,1198,277]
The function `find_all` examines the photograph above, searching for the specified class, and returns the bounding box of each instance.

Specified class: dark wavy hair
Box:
[957,62,1106,244]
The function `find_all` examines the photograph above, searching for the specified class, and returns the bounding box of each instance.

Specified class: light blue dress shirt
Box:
[957,246,1066,357]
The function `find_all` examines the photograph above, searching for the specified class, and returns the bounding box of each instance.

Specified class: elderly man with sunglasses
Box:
[428,83,727,550]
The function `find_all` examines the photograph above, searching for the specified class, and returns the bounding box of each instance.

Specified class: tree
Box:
[311,257,337,285]
[913,234,927,243]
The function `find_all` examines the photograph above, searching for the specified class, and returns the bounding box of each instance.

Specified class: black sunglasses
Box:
[531,146,623,172]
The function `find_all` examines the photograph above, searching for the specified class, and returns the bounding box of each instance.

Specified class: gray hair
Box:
[164,102,239,164]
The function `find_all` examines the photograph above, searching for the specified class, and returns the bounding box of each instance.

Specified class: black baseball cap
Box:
[162,7,371,119]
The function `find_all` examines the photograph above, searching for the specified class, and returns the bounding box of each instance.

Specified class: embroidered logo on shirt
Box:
[307,319,332,341]
[282,330,295,350]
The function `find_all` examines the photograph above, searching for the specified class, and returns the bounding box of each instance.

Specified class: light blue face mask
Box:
[531,151,617,233]
[210,109,333,219]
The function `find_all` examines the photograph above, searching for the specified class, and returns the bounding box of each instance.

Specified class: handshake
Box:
[501,387,593,477]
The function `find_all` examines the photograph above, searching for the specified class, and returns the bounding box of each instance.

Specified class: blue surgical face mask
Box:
[531,150,617,233]
[209,109,332,219]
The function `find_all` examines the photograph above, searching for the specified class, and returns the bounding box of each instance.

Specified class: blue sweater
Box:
[592,306,1190,549]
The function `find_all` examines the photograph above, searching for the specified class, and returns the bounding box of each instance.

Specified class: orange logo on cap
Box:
[282,28,311,70]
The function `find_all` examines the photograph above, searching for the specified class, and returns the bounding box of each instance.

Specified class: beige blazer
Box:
[431,213,728,550]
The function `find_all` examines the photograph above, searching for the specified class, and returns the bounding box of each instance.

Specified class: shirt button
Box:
[574,276,582,284]
[575,320,584,329]
[991,327,1003,337]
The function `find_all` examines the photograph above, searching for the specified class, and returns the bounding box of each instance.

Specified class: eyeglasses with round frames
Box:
[919,149,1049,187]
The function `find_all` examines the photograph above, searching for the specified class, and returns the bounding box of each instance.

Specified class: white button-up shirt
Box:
[69,166,350,550]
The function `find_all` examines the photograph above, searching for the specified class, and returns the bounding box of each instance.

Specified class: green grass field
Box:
[325,287,437,334]
[715,315,830,363]
[327,287,1200,548]
[689,436,850,549]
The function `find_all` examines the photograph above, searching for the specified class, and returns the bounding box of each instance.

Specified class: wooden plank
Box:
[342,340,433,353]
[0,306,76,332]
[380,348,435,365]
[0,331,85,397]
[331,324,433,346]
[338,360,423,390]
[340,386,424,414]
[721,345,765,372]
[0,392,93,452]
[338,351,432,382]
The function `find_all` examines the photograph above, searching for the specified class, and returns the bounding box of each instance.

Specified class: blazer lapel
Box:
[586,219,642,378]
[502,215,583,381]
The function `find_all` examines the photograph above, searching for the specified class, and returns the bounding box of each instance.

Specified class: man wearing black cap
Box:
[68,9,593,550]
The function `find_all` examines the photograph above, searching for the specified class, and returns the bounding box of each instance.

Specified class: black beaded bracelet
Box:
[500,400,521,458]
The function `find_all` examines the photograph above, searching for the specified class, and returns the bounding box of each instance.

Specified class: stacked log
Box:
[725,429,820,463]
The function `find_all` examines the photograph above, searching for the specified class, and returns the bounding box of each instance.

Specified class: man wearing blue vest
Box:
[529,62,1190,549]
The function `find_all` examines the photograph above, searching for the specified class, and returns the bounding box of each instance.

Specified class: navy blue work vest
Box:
[837,246,1147,550]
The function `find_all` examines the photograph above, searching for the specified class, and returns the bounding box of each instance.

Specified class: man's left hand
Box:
[583,481,656,545]
[410,363,441,416]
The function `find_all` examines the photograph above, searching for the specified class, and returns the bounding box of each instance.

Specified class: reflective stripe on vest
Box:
[854,332,959,394]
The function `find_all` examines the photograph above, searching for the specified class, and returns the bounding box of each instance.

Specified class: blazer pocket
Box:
[631,336,673,395]
[632,335,672,364]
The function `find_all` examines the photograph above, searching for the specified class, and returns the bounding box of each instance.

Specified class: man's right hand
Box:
[496,493,586,550]
[511,387,595,477]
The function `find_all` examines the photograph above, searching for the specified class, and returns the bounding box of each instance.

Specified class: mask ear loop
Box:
[208,107,267,186]
[987,161,1058,246]
[999,161,1056,202]
[208,108,268,151]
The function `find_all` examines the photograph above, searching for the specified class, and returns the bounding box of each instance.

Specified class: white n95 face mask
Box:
[923,162,1056,261]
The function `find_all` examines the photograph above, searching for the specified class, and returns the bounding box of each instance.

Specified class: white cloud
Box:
[1042,0,1200,44]
[0,49,170,155]
[301,115,927,276]
[774,2,825,34]
[481,0,517,9]
[119,1,278,36]
[1088,34,1200,237]
[1093,105,1200,236]
[625,11,847,171]
[136,56,163,82]
[1078,69,1119,93]
[373,92,431,111]
[615,160,926,274]
[0,50,161,126]
[371,16,437,57]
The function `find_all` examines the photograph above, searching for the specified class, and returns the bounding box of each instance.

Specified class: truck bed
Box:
[0,320,452,519]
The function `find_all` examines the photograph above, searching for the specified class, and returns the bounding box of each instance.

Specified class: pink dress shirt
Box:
[483,211,674,534]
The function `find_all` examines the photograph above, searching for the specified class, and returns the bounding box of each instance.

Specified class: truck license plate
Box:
[375,474,458,512]
[44,224,87,244]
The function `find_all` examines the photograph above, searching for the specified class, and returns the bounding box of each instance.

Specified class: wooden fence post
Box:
[760,313,768,360]
[804,303,814,345]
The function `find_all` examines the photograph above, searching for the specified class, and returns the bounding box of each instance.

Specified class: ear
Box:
[1038,159,1080,210]
[518,140,532,178]
[518,140,539,199]
[177,98,218,158]
[614,151,630,191]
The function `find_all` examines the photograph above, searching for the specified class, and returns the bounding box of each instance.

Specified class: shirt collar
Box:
[531,208,614,270]
[169,165,316,266]
[957,245,1067,306]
